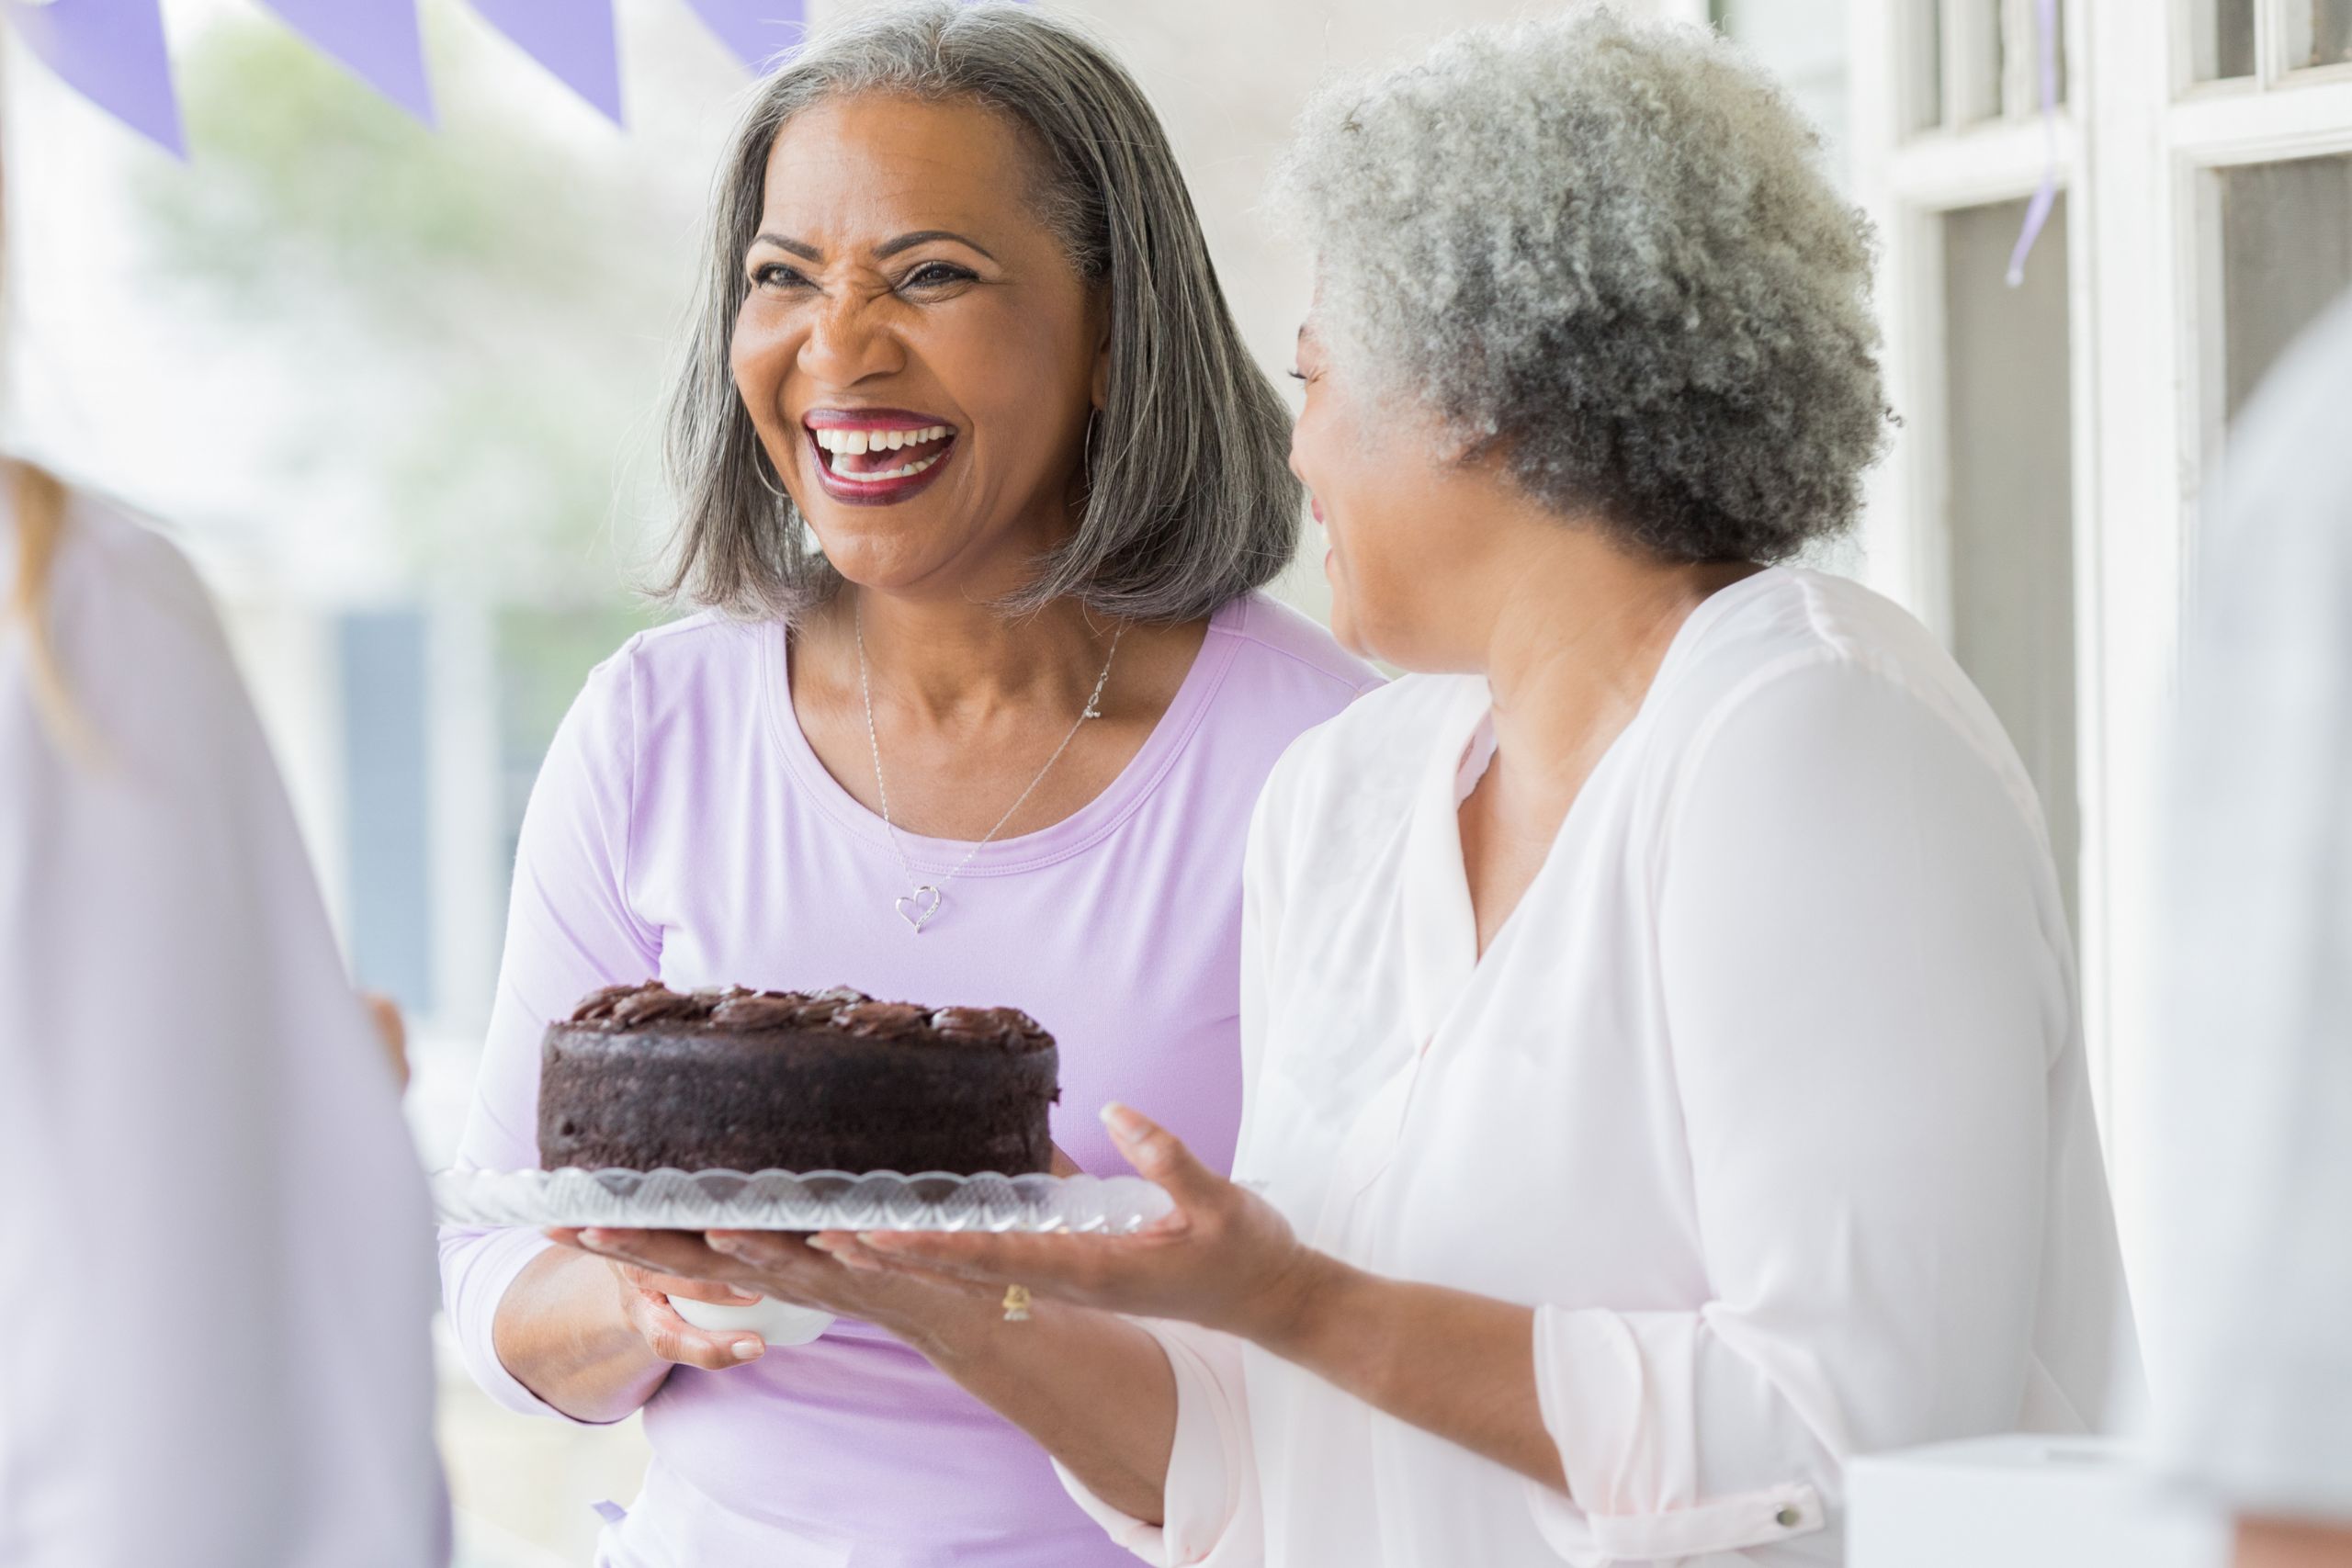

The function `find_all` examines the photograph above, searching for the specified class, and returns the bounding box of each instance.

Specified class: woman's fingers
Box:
[855,1228,1132,1293]
[700,1230,806,1270]
[360,991,410,1091]
[621,1282,764,1369]
[1100,1102,1210,1224]
[569,1226,760,1290]
[552,1224,721,1269]
[848,1229,1022,1280]
[635,1266,762,1306]
[798,1231,998,1295]
[703,1230,993,1303]
[802,1231,887,1271]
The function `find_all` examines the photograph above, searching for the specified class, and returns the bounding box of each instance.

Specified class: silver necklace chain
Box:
[855,601,1123,935]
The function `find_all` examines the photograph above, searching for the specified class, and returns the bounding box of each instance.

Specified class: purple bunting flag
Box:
[4,0,184,156]
[468,0,624,125]
[2006,0,2062,288]
[681,0,807,74]
[257,0,435,124]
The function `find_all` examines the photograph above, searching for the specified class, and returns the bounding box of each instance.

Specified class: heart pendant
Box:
[894,885,944,934]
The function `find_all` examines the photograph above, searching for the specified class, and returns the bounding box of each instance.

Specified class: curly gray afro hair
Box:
[1271,6,1889,562]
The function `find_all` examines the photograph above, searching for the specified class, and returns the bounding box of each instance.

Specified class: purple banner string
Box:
[681,0,807,74]
[3,0,184,156]
[2006,0,2061,287]
[257,0,435,125]
[468,0,623,124]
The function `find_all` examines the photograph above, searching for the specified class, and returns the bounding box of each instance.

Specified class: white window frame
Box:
[1848,0,2352,1275]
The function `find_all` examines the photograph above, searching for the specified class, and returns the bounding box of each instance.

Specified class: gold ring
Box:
[1001,1283,1033,1323]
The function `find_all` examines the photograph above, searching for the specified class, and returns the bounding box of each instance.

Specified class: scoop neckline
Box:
[759,596,1247,876]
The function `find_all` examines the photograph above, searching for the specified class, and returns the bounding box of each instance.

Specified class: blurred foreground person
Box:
[0,132,447,1564]
[2156,289,2352,1568]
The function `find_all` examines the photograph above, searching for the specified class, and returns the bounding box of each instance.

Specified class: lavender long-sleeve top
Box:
[439,592,1374,1567]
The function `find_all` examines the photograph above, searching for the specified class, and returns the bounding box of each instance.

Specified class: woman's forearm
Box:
[491,1247,671,1424]
[1255,1253,1564,1492]
[902,1297,1180,1524]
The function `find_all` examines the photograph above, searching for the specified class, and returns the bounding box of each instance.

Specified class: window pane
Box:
[339,609,435,1013]
[2193,0,2259,81]
[1957,0,2004,121]
[1942,197,2078,929]
[2290,0,2352,67]
[2050,0,2070,106]
[1906,0,1947,131]
[2219,155,2352,423]
[1999,0,2067,117]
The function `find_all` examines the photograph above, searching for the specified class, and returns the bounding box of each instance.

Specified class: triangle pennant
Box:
[4,0,185,156]
[679,0,806,74]
[256,0,435,124]
[467,0,623,125]
[256,0,437,125]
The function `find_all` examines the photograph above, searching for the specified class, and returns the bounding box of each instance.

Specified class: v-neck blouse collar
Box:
[1395,567,1787,1048]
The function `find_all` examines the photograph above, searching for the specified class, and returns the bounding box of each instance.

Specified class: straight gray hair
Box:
[662,0,1300,625]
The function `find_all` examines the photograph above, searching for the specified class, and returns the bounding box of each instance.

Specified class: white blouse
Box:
[0,492,446,1566]
[1063,568,2136,1567]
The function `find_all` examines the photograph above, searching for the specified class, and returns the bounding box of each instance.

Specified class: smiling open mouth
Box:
[804,415,958,503]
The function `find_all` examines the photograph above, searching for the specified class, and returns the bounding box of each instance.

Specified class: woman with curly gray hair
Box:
[597,9,2144,1566]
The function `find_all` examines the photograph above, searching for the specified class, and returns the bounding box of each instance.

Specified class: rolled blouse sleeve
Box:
[1524,654,2077,1561]
[1052,1320,1261,1567]
[438,644,663,1423]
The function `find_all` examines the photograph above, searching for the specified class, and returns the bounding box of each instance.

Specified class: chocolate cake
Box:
[538,982,1058,1176]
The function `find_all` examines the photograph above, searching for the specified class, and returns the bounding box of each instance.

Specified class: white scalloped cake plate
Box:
[432,1166,1175,1233]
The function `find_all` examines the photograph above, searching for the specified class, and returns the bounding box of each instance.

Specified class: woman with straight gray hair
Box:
[584,10,2137,1566]
[437,4,1374,1563]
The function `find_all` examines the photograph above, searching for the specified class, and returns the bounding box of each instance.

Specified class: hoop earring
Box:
[752,446,791,504]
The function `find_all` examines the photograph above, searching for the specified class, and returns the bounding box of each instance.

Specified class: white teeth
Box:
[829,449,946,484]
[808,423,955,472]
[812,424,954,456]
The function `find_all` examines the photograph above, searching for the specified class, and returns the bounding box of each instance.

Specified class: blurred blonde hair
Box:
[1,118,87,749]
[9,462,81,742]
